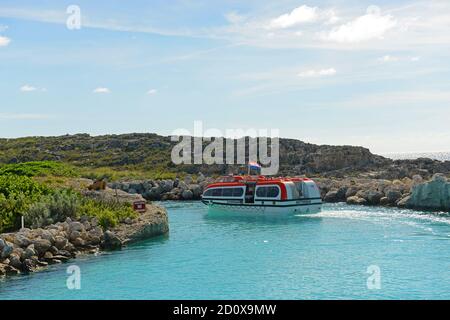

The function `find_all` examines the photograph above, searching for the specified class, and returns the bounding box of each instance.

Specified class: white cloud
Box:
[298,68,336,78]
[225,12,246,24]
[20,85,37,92]
[269,5,319,29]
[93,87,111,94]
[378,55,421,63]
[323,6,397,43]
[379,55,399,62]
[0,35,10,46]
[147,89,157,95]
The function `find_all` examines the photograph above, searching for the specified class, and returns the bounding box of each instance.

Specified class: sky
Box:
[0,0,450,154]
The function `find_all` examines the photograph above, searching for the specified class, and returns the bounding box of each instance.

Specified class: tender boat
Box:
[201,175,322,216]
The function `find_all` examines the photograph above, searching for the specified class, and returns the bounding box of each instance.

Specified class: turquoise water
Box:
[1,202,449,300]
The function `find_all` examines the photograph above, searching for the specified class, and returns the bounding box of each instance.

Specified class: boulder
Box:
[386,189,402,203]
[23,244,37,259]
[54,236,68,250]
[346,196,367,205]
[380,197,390,206]
[8,254,22,269]
[406,174,450,210]
[1,241,14,259]
[0,263,20,276]
[189,184,203,198]
[14,234,32,248]
[397,195,411,208]
[101,231,122,250]
[32,239,52,256]
[181,190,194,200]
[69,222,85,233]
[324,190,339,202]
[71,237,85,247]
[366,190,383,205]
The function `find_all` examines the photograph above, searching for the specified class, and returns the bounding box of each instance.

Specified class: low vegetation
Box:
[0,162,137,233]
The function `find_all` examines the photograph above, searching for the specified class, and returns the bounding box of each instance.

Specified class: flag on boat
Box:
[248,162,261,170]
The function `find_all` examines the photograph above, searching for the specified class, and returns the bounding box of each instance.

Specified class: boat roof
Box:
[205,175,313,189]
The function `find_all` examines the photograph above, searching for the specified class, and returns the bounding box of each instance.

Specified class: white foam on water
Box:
[305,206,450,236]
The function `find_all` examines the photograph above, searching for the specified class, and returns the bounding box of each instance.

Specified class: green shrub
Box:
[0,193,29,232]
[0,175,50,232]
[80,199,137,229]
[0,161,78,177]
[24,190,80,228]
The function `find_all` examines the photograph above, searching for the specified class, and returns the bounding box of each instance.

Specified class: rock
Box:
[54,236,68,250]
[8,254,22,269]
[0,263,20,276]
[39,230,55,244]
[69,230,81,241]
[406,174,450,210]
[83,221,92,231]
[397,195,411,208]
[0,238,5,251]
[197,173,205,183]
[101,231,122,250]
[346,196,367,205]
[412,174,423,186]
[177,181,188,190]
[72,237,85,247]
[43,251,53,260]
[22,259,38,272]
[386,189,402,203]
[432,173,447,182]
[380,197,390,206]
[160,180,174,193]
[12,247,24,260]
[69,222,85,233]
[189,184,202,198]
[51,255,70,262]
[32,239,52,256]
[49,246,59,255]
[14,234,32,248]
[324,190,339,202]
[366,190,383,205]
[63,242,75,252]
[23,244,37,259]
[1,241,14,259]
[181,189,194,200]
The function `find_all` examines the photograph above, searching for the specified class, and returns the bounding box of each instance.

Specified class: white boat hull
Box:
[203,199,322,216]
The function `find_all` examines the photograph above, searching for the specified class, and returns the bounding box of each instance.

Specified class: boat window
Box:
[256,186,279,198]
[256,187,267,197]
[295,182,303,197]
[203,189,213,197]
[266,186,279,198]
[212,188,223,197]
[232,188,244,197]
[222,188,233,197]
[290,184,300,199]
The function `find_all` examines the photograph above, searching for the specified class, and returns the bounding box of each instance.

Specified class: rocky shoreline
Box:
[0,197,169,278]
[109,172,450,212]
